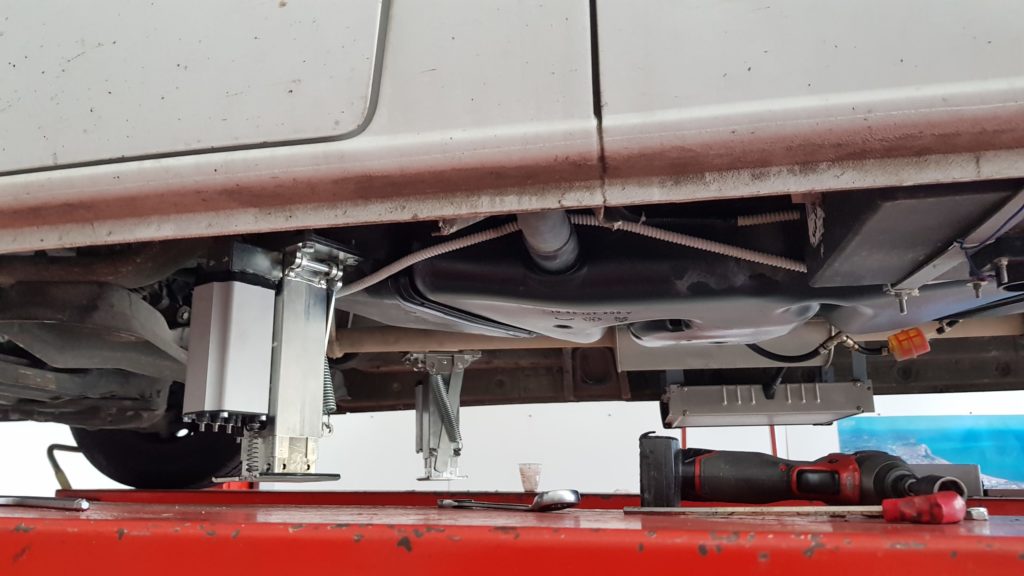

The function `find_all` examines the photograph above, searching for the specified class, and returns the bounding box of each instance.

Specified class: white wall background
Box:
[0,422,127,496]
[2,391,1022,496]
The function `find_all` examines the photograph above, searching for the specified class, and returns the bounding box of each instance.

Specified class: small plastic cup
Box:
[519,463,542,492]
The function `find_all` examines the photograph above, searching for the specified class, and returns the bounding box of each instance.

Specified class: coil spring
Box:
[244,432,262,477]
[323,356,336,416]
[430,373,462,448]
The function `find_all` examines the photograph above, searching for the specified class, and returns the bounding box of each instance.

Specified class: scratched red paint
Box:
[1,492,1023,575]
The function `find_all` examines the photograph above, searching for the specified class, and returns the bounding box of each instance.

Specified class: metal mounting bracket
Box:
[407,351,480,481]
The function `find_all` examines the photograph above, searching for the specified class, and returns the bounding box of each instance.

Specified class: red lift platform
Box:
[2,490,1024,575]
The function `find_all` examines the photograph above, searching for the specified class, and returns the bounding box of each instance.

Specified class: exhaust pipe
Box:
[516,211,580,273]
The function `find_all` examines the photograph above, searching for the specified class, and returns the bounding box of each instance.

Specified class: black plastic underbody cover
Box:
[404,228,1013,343]
[807,181,1017,287]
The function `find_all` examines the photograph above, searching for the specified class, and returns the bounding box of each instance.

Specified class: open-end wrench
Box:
[438,489,580,512]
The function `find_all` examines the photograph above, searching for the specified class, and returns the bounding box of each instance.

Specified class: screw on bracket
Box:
[884,285,919,315]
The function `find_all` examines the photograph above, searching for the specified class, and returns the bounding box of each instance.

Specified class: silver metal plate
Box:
[184,281,275,415]
[662,381,874,428]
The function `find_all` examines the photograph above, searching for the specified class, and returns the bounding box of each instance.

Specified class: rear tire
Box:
[71,426,241,489]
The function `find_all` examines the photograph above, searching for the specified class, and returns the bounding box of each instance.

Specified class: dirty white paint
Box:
[0,0,384,172]
[2,1,1024,252]
[598,0,1024,172]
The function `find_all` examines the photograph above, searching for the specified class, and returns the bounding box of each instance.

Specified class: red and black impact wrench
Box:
[639,432,967,507]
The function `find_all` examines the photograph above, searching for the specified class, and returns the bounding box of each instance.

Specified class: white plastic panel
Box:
[184,282,275,415]
[596,0,1024,179]
[0,0,383,173]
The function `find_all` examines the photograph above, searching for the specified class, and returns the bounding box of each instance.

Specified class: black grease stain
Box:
[758,552,770,562]
[231,529,240,540]
[412,528,425,539]
[424,526,445,534]
[353,534,364,543]
[203,528,217,538]
[493,527,520,540]
[12,524,34,533]
[116,528,127,541]
[396,536,412,552]
[332,523,350,530]
[697,544,708,557]
[12,545,29,563]
[804,535,825,558]
[637,543,644,553]
[646,530,657,538]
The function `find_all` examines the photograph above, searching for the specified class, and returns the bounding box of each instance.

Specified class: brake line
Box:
[337,215,807,298]
[746,331,888,364]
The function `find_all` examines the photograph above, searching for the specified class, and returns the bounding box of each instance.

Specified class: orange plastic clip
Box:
[887,327,930,361]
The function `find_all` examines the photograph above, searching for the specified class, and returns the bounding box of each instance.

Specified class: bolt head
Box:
[176,306,191,324]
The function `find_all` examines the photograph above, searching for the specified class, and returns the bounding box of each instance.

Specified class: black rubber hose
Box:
[745,343,824,364]
[853,343,887,356]
[942,295,1024,321]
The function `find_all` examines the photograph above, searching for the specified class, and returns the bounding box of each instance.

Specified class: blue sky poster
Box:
[837,415,1024,489]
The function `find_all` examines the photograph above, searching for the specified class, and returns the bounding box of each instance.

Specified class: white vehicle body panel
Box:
[2,0,384,173]
[597,0,1024,201]
[0,0,1023,252]
[0,0,600,252]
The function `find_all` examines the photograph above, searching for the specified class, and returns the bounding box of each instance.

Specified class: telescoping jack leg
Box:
[407,351,480,480]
